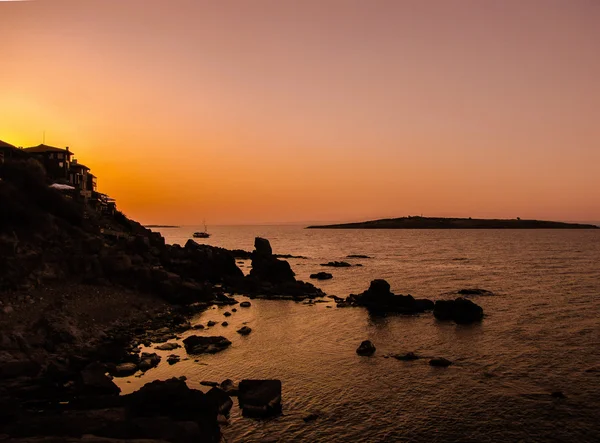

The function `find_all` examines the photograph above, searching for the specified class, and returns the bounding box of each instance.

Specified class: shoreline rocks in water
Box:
[356,340,376,356]
[183,335,232,354]
[457,288,494,296]
[310,272,333,280]
[238,379,282,417]
[345,279,434,314]
[320,261,352,268]
[433,298,484,324]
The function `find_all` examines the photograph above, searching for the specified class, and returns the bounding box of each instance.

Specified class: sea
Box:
[115,225,600,442]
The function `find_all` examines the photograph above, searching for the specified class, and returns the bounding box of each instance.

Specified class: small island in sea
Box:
[307,216,599,229]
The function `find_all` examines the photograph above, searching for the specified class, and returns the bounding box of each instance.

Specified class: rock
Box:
[113,362,138,377]
[207,321,217,327]
[347,279,434,314]
[167,354,180,365]
[193,324,205,329]
[238,379,282,417]
[303,413,319,422]
[249,237,295,283]
[356,340,376,356]
[237,326,252,336]
[310,272,333,280]
[320,261,352,267]
[231,308,237,312]
[551,391,566,398]
[79,362,121,395]
[429,357,453,367]
[222,321,228,326]
[138,353,161,371]
[240,301,251,308]
[155,342,181,351]
[125,377,220,437]
[347,254,371,259]
[254,237,273,257]
[205,387,233,414]
[458,288,494,296]
[220,379,239,396]
[223,311,231,317]
[433,298,484,324]
[392,352,420,361]
[2,305,14,314]
[183,335,232,354]
[200,380,220,387]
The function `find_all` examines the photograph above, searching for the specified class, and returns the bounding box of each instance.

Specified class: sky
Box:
[1,0,599,224]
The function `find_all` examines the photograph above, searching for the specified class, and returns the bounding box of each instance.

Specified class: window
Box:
[57,153,64,160]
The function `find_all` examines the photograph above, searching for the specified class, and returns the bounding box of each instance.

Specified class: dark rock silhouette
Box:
[249,237,295,283]
[240,301,251,308]
[183,335,232,354]
[433,298,484,323]
[238,379,282,417]
[237,326,252,336]
[346,279,434,314]
[220,379,239,396]
[310,272,333,280]
[356,340,376,356]
[320,261,352,267]
[347,254,371,259]
[205,387,233,415]
[429,357,453,367]
[392,352,420,361]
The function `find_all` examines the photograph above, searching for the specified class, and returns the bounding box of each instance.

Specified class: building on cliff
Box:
[23,144,74,182]
[0,139,30,163]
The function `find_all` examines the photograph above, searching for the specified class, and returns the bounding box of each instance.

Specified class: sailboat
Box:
[193,221,210,238]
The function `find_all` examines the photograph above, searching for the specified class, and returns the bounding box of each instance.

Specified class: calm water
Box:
[117,226,600,442]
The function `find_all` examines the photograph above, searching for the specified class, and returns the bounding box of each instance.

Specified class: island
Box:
[307,216,599,229]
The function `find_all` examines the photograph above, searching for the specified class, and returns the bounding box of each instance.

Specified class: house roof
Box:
[70,162,90,170]
[0,140,17,149]
[24,144,74,155]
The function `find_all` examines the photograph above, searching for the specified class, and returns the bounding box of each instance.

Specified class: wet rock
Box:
[240,301,251,307]
[458,288,494,296]
[193,324,205,329]
[254,237,273,257]
[138,353,161,372]
[200,381,220,387]
[429,357,453,367]
[249,237,296,283]
[220,379,239,396]
[167,354,180,365]
[347,279,434,314]
[205,387,233,414]
[183,335,232,354]
[155,342,180,351]
[222,321,228,327]
[320,261,352,267]
[231,308,237,312]
[356,340,376,356]
[237,326,252,336]
[347,254,371,259]
[310,272,333,280]
[433,298,484,324]
[112,362,138,377]
[238,379,282,417]
[206,320,217,327]
[223,311,231,317]
[392,352,420,361]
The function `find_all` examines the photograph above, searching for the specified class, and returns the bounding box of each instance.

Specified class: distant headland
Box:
[307,216,599,229]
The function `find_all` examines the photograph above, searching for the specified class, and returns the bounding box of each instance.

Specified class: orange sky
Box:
[1,0,599,224]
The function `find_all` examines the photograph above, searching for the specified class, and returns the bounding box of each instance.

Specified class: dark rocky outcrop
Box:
[238,379,282,417]
[239,301,251,308]
[310,272,333,280]
[392,352,420,361]
[182,336,232,355]
[205,387,233,415]
[433,298,484,324]
[346,279,434,314]
[356,340,376,356]
[320,261,352,268]
[241,238,325,300]
[347,254,371,259]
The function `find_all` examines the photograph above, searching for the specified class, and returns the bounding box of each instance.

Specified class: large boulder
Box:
[249,238,295,284]
[79,362,121,396]
[433,298,484,324]
[183,335,232,355]
[347,279,434,314]
[253,237,273,257]
[238,379,282,417]
[310,272,333,280]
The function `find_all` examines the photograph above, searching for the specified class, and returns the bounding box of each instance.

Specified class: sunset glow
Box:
[1,0,599,224]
